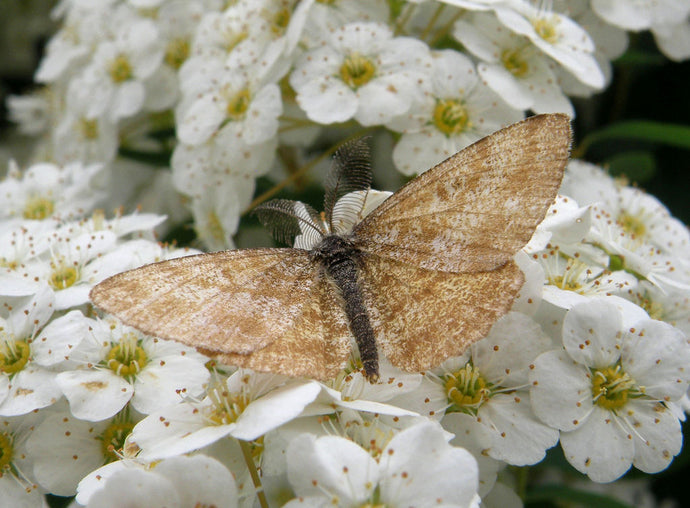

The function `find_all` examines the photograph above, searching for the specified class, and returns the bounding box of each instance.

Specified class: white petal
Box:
[232,381,322,440]
[442,412,500,497]
[76,461,129,506]
[560,406,634,482]
[32,310,90,366]
[56,369,132,421]
[379,421,478,507]
[0,376,8,405]
[478,63,533,110]
[562,299,623,367]
[287,433,377,503]
[177,93,227,145]
[154,455,238,508]
[0,367,61,416]
[479,393,558,465]
[132,355,209,414]
[0,478,47,508]
[86,468,181,508]
[355,76,415,125]
[296,77,357,124]
[132,402,235,460]
[111,81,145,120]
[622,320,690,401]
[27,413,106,496]
[472,312,551,387]
[627,399,682,474]
[529,349,592,431]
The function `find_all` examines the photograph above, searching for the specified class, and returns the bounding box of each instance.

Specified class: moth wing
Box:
[209,269,352,380]
[90,249,329,355]
[353,114,571,273]
[358,252,524,372]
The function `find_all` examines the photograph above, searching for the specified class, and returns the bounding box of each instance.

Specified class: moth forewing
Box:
[352,113,571,274]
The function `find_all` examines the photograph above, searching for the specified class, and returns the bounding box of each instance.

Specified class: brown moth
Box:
[90,113,571,382]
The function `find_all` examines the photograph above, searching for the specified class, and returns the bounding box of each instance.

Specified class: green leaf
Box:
[604,150,657,182]
[578,121,690,156]
[118,147,173,167]
[527,485,634,508]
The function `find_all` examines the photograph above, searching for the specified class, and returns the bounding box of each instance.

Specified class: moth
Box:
[90,114,571,382]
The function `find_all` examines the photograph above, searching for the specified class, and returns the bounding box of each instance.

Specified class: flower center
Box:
[270,8,291,36]
[49,261,79,290]
[533,17,559,44]
[340,52,376,89]
[444,363,491,413]
[0,340,31,375]
[618,211,646,238]
[548,274,582,292]
[79,118,100,140]
[99,421,135,462]
[206,385,251,425]
[23,194,55,220]
[164,38,190,69]
[634,291,665,321]
[108,54,133,83]
[591,364,636,410]
[226,88,251,120]
[106,333,148,378]
[501,48,529,77]
[0,431,13,472]
[433,99,470,137]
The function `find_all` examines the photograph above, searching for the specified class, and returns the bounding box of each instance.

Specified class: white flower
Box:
[0,281,66,416]
[434,312,559,465]
[54,88,119,165]
[188,178,255,251]
[0,411,47,506]
[0,161,105,222]
[387,49,522,175]
[34,4,108,83]
[284,420,479,507]
[130,370,322,460]
[0,221,54,277]
[141,0,209,112]
[289,21,432,126]
[493,0,605,89]
[591,0,690,32]
[79,454,237,508]
[25,407,140,497]
[536,247,638,309]
[24,228,118,310]
[70,18,164,121]
[530,299,690,482]
[176,56,283,147]
[6,92,51,136]
[302,0,389,44]
[454,11,574,115]
[57,318,210,420]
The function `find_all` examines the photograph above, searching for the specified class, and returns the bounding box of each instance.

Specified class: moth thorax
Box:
[311,234,359,266]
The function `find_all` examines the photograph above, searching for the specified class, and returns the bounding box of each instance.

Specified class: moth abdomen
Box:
[315,234,380,381]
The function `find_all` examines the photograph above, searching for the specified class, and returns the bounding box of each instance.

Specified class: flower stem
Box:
[239,439,269,508]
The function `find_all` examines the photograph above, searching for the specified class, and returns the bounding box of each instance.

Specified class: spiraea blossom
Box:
[530,299,690,482]
[1,1,689,507]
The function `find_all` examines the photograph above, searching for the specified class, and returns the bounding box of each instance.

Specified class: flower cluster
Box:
[2,0,689,507]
